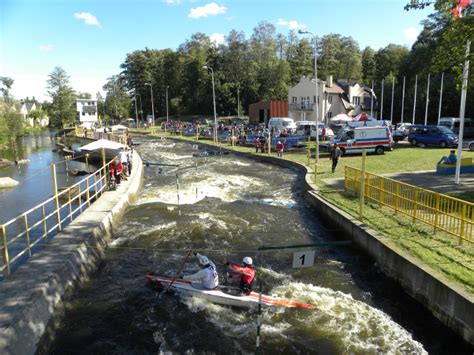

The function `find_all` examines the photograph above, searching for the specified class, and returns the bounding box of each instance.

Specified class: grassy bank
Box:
[141,131,474,294]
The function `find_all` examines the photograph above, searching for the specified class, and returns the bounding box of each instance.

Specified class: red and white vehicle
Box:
[327,126,394,155]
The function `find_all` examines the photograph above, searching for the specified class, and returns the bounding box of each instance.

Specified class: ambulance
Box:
[326,125,394,155]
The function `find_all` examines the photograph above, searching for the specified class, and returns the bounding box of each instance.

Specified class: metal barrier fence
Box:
[344,166,474,244]
[0,158,114,277]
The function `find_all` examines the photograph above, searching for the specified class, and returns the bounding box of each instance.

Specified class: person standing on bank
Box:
[329,144,342,173]
[182,253,219,290]
[226,256,256,295]
[276,140,284,158]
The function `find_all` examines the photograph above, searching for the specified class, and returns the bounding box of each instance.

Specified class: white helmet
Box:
[243,257,253,266]
[198,255,210,266]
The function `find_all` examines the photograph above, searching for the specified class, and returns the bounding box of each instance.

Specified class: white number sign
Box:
[292,250,315,268]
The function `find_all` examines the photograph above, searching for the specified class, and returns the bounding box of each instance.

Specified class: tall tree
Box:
[361,47,376,82]
[0,77,23,142]
[46,66,76,128]
[103,75,130,120]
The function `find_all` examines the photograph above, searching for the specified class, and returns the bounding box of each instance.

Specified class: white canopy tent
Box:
[80,139,126,152]
[330,113,353,123]
[111,124,129,132]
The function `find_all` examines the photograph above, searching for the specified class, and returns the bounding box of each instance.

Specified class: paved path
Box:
[323,170,474,196]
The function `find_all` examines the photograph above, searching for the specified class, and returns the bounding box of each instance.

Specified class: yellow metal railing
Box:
[0,159,114,277]
[344,166,473,244]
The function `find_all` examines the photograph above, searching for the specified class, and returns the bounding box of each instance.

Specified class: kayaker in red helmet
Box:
[226,257,256,295]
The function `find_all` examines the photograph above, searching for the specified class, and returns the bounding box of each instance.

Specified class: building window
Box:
[292,96,297,103]
[352,96,361,105]
[328,95,333,104]
[82,112,85,116]
[327,112,333,118]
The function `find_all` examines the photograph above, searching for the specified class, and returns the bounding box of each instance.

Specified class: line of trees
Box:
[102,1,471,124]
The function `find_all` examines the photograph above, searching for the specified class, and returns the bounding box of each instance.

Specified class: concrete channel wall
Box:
[0,152,144,355]
[191,139,474,345]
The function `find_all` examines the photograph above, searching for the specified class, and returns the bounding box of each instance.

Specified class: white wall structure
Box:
[288,76,352,125]
[76,99,98,128]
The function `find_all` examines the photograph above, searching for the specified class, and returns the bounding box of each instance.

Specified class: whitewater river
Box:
[45,136,472,354]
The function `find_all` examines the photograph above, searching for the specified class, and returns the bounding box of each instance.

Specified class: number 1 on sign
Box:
[292,251,315,268]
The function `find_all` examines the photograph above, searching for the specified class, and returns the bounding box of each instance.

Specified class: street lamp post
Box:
[298,29,320,173]
[166,85,169,133]
[203,65,217,143]
[145,82,155,129]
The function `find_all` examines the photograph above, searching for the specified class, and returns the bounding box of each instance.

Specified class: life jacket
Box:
[229,264,256,291]
[202,262,219,289]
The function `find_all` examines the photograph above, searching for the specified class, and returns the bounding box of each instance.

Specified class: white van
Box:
[439,117,474,137]
[328,126,394,155]
[268,117,297,133]
[296,121,334,138]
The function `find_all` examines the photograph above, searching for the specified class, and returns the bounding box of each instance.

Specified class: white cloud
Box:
[74,12,101,27]
[209,33,225,46]
[188,3,226,19]
[276,18,306,30]
[403,27,419,41]
[163,0,182,4]
[39,44,54,52]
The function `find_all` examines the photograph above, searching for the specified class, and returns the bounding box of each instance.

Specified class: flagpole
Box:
[412,75,418,124]
[370,80,374,117]
[400,76,406,123]
[390,77,395,124]
[455,40,470,185]
[380,78,384,119]
[424,74,430,125]
[437,72,444,125]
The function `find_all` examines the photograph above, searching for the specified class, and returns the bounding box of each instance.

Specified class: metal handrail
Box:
[344,165,473,244]
[0,156,115,276]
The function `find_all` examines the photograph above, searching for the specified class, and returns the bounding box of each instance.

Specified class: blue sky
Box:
[1,0,432,101]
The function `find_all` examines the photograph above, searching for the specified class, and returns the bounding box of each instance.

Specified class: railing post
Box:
[459,203,467,245]
[1,224,10,275]
[359,150,367,220]
[42,205,48,242]
[24,214,32,256]
[51,164,62,232]
[434,194,440,234]
[413,189,419,222]
[86,176,91,207]
[379,176,384,204]
[68,189,73,221]
[394,183,400,215]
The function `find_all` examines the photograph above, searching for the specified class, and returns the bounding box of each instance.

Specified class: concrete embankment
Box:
[0,153,143,354]
[190,139,474,345]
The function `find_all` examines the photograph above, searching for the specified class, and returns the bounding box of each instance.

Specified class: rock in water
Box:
[0,177,19,188]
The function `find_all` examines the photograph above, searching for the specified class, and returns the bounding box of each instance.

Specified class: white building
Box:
[76,99,98,128]
[337,81,378,118]
[288,76,350,124]
[288,76,378,124]
[18,101,49,127]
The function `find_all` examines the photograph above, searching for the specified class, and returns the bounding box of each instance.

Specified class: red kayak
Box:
[145,275,317,309]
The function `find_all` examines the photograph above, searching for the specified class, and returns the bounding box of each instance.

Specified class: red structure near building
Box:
[249,100,288,126]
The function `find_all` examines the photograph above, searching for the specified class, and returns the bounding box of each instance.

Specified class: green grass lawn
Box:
[143,131,474,294]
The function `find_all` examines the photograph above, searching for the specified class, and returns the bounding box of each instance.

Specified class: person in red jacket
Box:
[110,157,124,185]
[276,140,284,158]
[255,139,260,153]
[226,257,256,295]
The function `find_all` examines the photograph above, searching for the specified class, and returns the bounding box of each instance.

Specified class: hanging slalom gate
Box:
[344,166,474,245]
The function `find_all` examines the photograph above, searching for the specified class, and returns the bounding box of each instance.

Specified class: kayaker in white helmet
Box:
[182,253,219,289]
[226,256,256,295]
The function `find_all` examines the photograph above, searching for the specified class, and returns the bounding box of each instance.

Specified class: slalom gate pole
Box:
[255,279,263,354]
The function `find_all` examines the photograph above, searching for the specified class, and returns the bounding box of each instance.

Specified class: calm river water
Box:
[45,136,472,354]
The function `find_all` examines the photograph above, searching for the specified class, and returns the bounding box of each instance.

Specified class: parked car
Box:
[469,141,474,151]
[439,117,474,137]
[268,117,297,133]
[392,123,412,142]
[408,125,458,148]
[295,121,334,139]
